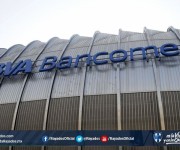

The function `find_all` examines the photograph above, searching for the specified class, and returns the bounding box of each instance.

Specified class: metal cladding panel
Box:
[21,72,54,102]
[146,29,164,36]
[15,100,46,130]
[0,45,25,63]
[82,146,118,150]
[93,33,115,45]
[82,95,117,130]
[84,64,116,95]
[0,103,16,130]
[0,48,7,57]
[161,91,180,130]
[123,33,147,42]
[120,60,156,93]
[121,92,161,130]
[46,146,78,150]
[13,147,41,150]
[91,43,118,55]
[16,41,45,62]
[123,147,163,150]
[157,56,180,91]
[35,39,68,68]
[0,75,25,104]
[0,147,9,150]
[121,31,141,42]
[151,31,180,46]
[68,36,91,48]
[47,97,79,130]
[51,68,83,98]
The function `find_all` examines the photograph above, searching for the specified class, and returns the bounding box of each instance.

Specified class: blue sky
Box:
[0,0,180,48]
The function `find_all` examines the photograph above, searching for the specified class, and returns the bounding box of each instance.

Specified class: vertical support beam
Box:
[117,29,122,150]
[77,31,99,150]
[144,27,167,150]
[41,35,78,150]
[9,41,47,150]
[78,31,99,130]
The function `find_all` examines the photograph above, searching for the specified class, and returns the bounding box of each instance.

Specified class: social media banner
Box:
[0,130,179,146]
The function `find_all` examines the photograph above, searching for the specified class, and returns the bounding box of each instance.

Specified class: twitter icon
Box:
[76,135,83,143]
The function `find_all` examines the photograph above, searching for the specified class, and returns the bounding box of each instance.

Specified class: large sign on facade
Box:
[0,43,179,76]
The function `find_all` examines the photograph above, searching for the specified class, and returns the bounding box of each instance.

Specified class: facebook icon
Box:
[42,136,49,142]
[153,132,162,143]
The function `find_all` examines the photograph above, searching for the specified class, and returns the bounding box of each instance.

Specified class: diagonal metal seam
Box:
[41,34,78,150]
[77,31,99,150]
[78,31,100,130]
[117,29,122,150]
[144,27,167,150]
[167,26,180,41]
[8,40,47,150]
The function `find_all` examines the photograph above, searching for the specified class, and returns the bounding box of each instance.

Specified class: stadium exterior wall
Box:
[0,27,180,150]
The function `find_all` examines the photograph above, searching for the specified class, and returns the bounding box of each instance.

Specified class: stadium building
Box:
[0,26,180,150]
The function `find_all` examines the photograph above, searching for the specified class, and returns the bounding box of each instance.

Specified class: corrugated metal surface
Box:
[15,100,46,130]
[0,41,47,104]
[0,45,25,63]
[0,75,25,104]
[121,92,161,130]
[15,41,45,62]
[82,95,117,130]
[21,72,54,102]
[84,64,116,95]
[51,68,84,98]
[46,97,79,130]
[123,147,163,150]
[0,103,16,129]
[34,38,68,70]
[120,60,156,93]
[46,146,78,150]
[157,56,180,91]
[0,48,7,57]
[161,91,180,130]
[0,147,9,150]
[82,146,118,150]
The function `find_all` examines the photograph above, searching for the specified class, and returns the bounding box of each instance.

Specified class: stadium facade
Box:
[0,26,180,150]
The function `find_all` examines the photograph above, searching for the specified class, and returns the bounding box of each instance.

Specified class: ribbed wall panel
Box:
[47,97,79,130]
[82,146,118,150]
[123,147,163,150]
[84,64,116,95]
[21,72,54,102]
[82,95,117,130]
[153,31,178,40]
[94,33,114,45]
[0,45,24,63]
[0,75,25,104]
[46,146,78,150]
[120,60,156,93]
[0,48,7,57]
[15,41,45,62]
[0,147,9,150]
[121,92,161,130]
[0,103,16,129]
[157,56,180,91]
[121,31,141,42]
[51,68,83,98]
[15,100,46,130]
[161,91,180,130]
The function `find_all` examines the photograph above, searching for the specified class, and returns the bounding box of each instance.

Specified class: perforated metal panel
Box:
[47,97,79,130]
[121,92,161,130]
[82,95,117,130]
[0,75,25,104]
[0,103,16,129]
[15,100,46,130]
[161,91,180,130]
